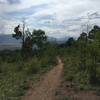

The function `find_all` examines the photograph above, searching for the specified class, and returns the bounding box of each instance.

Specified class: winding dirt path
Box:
[22,57,63,100]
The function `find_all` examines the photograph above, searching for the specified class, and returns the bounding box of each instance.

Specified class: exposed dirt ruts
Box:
[22,57,63,100]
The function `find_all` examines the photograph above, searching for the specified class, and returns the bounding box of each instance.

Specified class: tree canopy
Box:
[12,25,47,54]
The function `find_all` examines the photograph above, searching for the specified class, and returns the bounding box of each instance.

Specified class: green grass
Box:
[0,45,58,100]
[59,47,100,91]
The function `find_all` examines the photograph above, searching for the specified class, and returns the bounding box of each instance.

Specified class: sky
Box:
[0,0,100,38]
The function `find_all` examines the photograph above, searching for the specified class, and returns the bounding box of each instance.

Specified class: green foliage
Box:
[32,29,47,48]
[13,25,22,40]
[13,25,47,56]
[4,24,100,99]
[61,25,100,90]
[0,42,58,100]
[66,37,75,47]
[88,25,100,41]
[24,58,41,74]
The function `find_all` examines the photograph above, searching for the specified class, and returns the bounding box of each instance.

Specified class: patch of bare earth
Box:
[55,82,100,100]
[22,57,64,100]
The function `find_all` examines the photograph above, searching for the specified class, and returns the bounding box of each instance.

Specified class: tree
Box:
[77,25,100,84]
[13,25,22,40]
[88,25,100,41]
[87,25,100,84]
[12,18,27,51]
[77,32,88,70]
[66,37,75,47]
[13,25,47,55]
[78,32,87,41]
[13,24,26,51]
[31,29,47,49]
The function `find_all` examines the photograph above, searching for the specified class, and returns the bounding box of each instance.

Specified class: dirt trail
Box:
[22,57,63,100]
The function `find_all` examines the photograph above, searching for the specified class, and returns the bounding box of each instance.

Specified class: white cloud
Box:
[0,0,100,38]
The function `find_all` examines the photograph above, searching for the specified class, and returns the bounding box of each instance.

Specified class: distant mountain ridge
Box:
[0,34,69,45]
[0,34,21,44]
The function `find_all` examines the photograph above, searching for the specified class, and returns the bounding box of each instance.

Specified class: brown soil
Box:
[22,57,64,100]
[55,82,100,100]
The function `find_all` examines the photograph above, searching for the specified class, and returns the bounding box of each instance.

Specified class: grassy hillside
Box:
[0,44,58,100]
[1,25,100,100]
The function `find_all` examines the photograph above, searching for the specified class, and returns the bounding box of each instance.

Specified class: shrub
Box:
[24,58,41,74]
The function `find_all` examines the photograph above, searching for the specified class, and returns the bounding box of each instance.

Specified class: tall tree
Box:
[32,29,47,49]
[13,25,47,54]
[66,37,75,47]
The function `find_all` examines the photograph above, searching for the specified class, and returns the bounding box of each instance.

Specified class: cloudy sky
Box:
[0,0,100,38]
